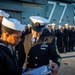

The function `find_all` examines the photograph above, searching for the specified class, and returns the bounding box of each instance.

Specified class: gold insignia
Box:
[35,57,38,59]
[57,58,62,63]
[35,64,37,66]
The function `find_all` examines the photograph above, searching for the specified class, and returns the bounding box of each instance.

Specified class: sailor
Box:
[0,10,9,37]
[0,17,24,75]
[16,16,62,74]
[64,23,69,52]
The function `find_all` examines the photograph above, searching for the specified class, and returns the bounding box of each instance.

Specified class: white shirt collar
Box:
[0,43,5,46]
[8,45,13,55]
[31,36,39,44]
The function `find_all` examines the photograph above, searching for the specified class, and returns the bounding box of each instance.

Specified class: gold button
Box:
[35,57,38,59]
[27,56,29,58]
[35,64,37,66]
[27,62,29,64]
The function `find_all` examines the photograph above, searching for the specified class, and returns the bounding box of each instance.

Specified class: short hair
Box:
[0,23,2,37]
[1,24,20,34]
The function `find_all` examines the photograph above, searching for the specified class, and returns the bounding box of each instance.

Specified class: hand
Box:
[51,62,59,74]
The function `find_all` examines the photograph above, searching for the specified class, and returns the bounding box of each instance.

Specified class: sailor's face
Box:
[7,31,22,46]
[31,29,42,37]
[0,16,3,23]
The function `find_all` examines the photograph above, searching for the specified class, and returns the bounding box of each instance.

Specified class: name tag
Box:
[40,42,48,50]
[40,48,46,50]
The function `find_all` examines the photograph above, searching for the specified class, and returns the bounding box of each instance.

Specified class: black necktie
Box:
[34,37,37,43]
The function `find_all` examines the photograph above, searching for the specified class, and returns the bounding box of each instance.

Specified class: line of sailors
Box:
[46,23,75,53]
[22,23,75,53]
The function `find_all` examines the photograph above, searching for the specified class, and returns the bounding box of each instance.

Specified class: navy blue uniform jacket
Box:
[0,41,21,75]
[16,33,62,69]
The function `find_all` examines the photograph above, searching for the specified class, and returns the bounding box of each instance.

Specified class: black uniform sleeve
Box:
[49,38,62,67]
[0,48,6,74]
[15,38,26,69]
[0,54,5,73]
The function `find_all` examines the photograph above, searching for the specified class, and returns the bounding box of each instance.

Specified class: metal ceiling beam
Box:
[49,0,75,3]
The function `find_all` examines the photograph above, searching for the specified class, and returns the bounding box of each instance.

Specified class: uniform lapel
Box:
[12,50,20,72]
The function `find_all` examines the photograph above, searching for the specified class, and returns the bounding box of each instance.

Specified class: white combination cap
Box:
[2,17,24,31]
[58,25,62,28]
[30,16,49,25]
[52,23,55,26]
[30,16,49,32]
[28,24,32,27]
[0,10,9,18]
[65,23,69,26]
[47,24,52,26]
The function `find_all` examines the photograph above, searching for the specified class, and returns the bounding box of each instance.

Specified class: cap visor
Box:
[32,26,44,32]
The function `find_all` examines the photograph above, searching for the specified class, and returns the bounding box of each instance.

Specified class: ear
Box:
[5,32,10,37]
